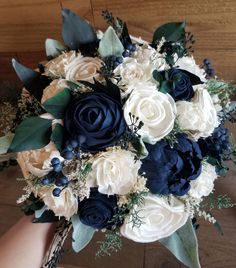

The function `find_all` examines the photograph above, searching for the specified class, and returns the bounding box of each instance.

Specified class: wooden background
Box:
[0,0,236,267]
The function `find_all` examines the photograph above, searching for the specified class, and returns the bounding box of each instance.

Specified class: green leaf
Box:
[45,38,67,58]
[12,58,51,101]
[131,138,148,159]
[159,218,201,268]
[98,26,124,58]
[0,133,14,154]
[62,9,97,50]
[8,117,52,153]
[35,205,48,219]
[71,215,95,253]
[153,22,186,43]
[42,88,71,119]
[50,124,64,151]
[152,70,164,83]
[33,209,58,223]
[160,80,173,94]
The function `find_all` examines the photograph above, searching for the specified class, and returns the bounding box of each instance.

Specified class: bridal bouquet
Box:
[1,8,236,268]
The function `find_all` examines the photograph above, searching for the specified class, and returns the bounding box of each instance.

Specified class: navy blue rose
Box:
[168,68,194,101]
[64,92,126,151]
[78,188,118,229]
[140,134,202,196]
[198,124,230,162]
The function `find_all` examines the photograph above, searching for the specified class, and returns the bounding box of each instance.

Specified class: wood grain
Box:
[0,0,93,52]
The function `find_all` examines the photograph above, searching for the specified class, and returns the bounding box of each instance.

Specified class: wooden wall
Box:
[1,0,236,82]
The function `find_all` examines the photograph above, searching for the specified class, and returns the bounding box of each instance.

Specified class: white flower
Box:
[87,148,141,195]
[17,142,64,179]
[177,85,219,140]
[65,54,103,82]
[41,79,67,103]
[120,194,189,242]
[123,85,176,143]
[44,51,76,77]
[174,55,206,82]
[133,44,168,72]
[39,187,78,219]
[189,163,217,199]
[114,58,153,87]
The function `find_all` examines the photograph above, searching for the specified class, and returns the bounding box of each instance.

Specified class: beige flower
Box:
[41,79,68,103]
[65,55,103,82]
[38,186,78,219]
[17,142,63,179]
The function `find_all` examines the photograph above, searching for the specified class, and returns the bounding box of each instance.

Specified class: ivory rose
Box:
[189,163,217,199]
[176,85,219,140]
[120,194,188,242]
[123,84,176,143]
[87,148,141,195]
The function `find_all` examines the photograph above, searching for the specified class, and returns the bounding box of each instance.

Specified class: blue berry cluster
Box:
[198,124,231,162]
[122,43,136,58]
[40,157,70,197]
[62,139,80,160]
[203,58,215,77]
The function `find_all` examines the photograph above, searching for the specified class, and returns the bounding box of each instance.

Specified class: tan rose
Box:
[41,79,68,103]
[17,142,63,179]
[44,51,76,77]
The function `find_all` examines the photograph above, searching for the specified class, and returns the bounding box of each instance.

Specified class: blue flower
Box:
[198,124,230,161]
[168,68,194,101]
[78,188,118,229]
[64,92,126,151]
[140,134,202,196]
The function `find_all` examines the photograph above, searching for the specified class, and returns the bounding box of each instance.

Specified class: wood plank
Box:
[0,0,93,52]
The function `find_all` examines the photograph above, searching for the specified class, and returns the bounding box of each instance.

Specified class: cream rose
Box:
[189,163,217,199]
[123,85,176,143]
[177,85,219,140]
[38,187,78,219]
[41,79,67,103]
[120,194,189,242]
[65,55,103,82]
[17,142,64,179]
[87,148,141,195]
[174,55,206,82]
[114,58,153,86]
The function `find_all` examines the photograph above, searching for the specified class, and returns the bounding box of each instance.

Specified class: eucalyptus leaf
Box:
[42,88,71,119]
[62,9,97,50]
[153,22,186,44]
[98,26,124,58]
[12,58,51,101]
[71,215,95,253]
[0,133,14,154]
[51,124,64,151]
[159,218,201,268]
[45,38,67,58]
[35,205,48,219]
[8,117,52,152]
[33,209,58,223]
